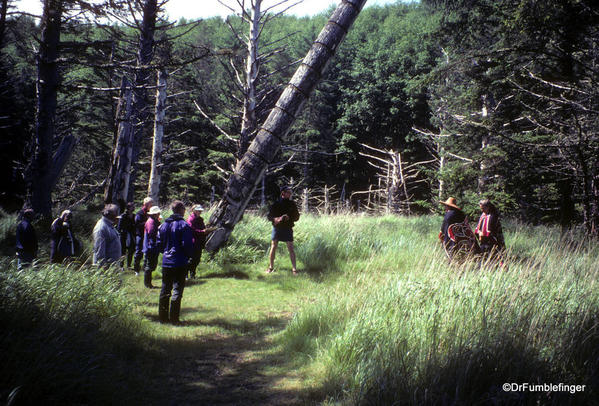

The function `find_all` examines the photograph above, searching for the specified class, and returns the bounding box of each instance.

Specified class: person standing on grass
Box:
[266,185,300,275]
[142,206,162,288]
[133,197,153,276]
[50,210,79,263]
[16,208,38,270]
[475,199,505,255]
[438,197,466,250]
[117,202,136,270]
[157,200,193,324]
[187,204,207,280]
[92,204,122,267]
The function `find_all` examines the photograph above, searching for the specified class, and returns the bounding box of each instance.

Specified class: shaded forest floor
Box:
[127,261,320,405]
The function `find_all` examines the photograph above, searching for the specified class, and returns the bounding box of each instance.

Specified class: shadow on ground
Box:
[139,315,309,406]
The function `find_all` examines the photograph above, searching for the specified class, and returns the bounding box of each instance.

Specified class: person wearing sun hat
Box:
[439,196,466,248]
[186,204,208,279]
[142,205,162,288]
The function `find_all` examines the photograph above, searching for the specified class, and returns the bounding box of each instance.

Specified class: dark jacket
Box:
[50,218,78,262]
[134,208,149,237]
[441,209,466,245]
[267,198,300,229]
[117,212,135,247]
[158,214,193,268]
[143,217,161,254]
[16,219,38,255]
[187,213,206,250]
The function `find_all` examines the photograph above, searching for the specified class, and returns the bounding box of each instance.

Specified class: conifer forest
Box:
[1,0,598,237]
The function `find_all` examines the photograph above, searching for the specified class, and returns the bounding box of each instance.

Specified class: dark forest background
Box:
[1,0,598,236]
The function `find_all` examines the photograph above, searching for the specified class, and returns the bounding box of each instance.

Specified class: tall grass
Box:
[276,215,599,405]
[0,261,151,405]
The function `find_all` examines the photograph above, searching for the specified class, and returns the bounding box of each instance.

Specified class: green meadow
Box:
[2,212,599,405]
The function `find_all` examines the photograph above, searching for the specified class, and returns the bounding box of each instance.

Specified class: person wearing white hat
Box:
[186,204,207,279]
[142,206,161,288]
[133,197,154,275]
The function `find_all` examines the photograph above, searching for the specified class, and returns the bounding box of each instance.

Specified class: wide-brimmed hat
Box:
[439,197,461,211]
[193,205,204,212]
[148,206,161,215]
[280,185,292,193]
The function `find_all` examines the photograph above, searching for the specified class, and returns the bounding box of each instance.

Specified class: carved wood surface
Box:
[206,0,368,251]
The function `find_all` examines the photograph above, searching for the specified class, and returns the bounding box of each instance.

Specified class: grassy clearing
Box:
[2,212,599,405]
[279,216,599,405]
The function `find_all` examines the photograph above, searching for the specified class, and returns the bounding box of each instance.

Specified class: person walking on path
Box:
[92,204,122,267]
[266,186,300,275]
[157,200,193,324]
[186,204,208,280]
[50,210,79,263]
[133,197,154,275]
[475,199,505,255]
[16,208,38,270]
[143,206,162,288]
[117,202,136,269]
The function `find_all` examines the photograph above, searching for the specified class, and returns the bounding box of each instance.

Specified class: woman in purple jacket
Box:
[157,201,193,324]
[142,206,161,288]
[186,204,207,279]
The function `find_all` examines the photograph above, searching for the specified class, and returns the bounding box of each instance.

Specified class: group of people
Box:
[15,187,503,323]
[14,199,209,325]
[439,196,505,260]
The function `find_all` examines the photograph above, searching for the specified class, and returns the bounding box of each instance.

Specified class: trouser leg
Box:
[159,267,174,322]
[170,267,186,324]
[143,252,158,287]
[188,250,201,278]
[133,236,143,273]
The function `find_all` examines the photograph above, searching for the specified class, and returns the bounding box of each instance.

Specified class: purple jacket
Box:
[187,213,206,250]
[143,217,160,254]
[157,214,193,268]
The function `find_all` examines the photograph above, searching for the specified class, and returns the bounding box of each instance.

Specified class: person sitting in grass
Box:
[157,200,193,324]
[142,206,161,289]
[266,185,300,275]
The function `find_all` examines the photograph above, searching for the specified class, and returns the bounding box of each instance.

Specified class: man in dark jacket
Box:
[16,209,38,269]
[133,197,153,275]
[117,202,136,269]
[266,186,300,275]
[157,200,193,324]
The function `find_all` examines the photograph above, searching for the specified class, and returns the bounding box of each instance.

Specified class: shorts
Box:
[272,227,293,242]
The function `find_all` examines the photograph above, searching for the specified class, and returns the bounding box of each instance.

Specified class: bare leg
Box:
[267,240,278,272]
[286,241,297,273]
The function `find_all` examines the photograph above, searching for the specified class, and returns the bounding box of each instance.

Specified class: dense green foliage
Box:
[1,0,598,233]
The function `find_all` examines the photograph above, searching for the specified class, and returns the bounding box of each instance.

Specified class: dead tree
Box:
[147,68,167,201]
[206,0,368,251]
[353,143,434,214]
[104,76,134,206]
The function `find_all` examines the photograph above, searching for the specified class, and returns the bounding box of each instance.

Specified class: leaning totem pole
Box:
[206,0,368,252]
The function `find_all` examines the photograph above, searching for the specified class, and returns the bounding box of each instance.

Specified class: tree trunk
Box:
[128,0,158,201]
[0,0,8,49]
[105,76,134,206]
[26,0,63,217]
[206,0,368,251]
[148,68,167,202]
[238,0,261,158]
